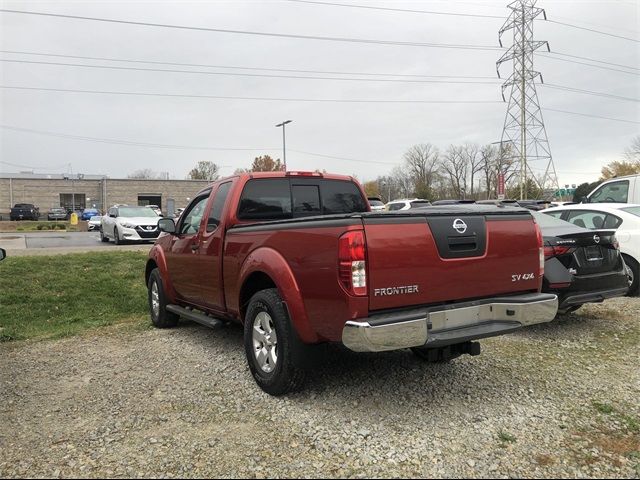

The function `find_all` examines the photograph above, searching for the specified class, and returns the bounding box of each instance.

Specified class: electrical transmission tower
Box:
[496,0,560,200]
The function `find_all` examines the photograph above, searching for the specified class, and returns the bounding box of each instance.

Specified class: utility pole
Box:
[276,120,292,171]
[496,0,559,200]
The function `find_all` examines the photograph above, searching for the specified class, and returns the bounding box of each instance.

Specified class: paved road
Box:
[0,231,153,256]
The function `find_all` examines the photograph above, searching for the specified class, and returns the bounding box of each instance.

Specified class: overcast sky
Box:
[0,0,638,188]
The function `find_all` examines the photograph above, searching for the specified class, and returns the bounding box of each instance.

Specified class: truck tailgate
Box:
[364,209,541,311]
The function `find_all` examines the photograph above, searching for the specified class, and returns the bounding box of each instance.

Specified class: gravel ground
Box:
[1,298,639,478]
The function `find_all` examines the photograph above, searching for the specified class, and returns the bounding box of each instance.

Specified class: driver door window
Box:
[589,181,629,203]
[179,196,209,235]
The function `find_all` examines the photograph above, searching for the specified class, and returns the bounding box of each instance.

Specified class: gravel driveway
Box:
[1,298,639,478]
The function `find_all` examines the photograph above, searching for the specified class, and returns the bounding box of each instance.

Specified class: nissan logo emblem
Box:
[453,218,467,234]
[593,234,600,244]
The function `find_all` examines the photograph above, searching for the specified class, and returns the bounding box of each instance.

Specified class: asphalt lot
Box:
[0,232,153,256]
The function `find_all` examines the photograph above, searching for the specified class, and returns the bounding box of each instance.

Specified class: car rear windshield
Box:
[118,207,159,218]
[535,211,577,228]
[621,206,640,217]
[410,201,431,208]
[238,178,367,220]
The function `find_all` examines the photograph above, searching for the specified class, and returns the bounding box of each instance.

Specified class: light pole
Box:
[276,120,292,171]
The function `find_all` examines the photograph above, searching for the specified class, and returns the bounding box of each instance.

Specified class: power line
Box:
[2,84,638,124]
[3,59,636,103]
[548,51,640,72]
[542,108,640,125]
[1,9,635,71]
[0,125,400,166]
[287,0,640,43]
[536,52,640,76]
[0,50,499,80]
[0,9,502,51]
[543,83,640,103]
[0,159,69,170]
[545,19,639,43]
[0,58,502,85]
[0,85,504,104]
[284,0,504,19]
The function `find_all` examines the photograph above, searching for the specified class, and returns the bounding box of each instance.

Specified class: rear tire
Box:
[622,254,639,296]
[148,269,179,328]
[244,288,306,396]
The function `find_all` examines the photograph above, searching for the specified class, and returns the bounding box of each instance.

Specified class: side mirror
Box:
[0,248,6,261]
[158,218,176,234]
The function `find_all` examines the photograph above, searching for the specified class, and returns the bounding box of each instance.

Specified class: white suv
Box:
[385,199,431,211]
[100,205,162,244]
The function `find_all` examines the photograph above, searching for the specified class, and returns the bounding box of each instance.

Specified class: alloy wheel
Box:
[252,311,278,373]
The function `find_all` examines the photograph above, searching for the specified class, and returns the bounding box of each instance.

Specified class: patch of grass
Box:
[0,251,149,341]
[7,221,70,232]
[498,430,517,445]
[593,401,615,415]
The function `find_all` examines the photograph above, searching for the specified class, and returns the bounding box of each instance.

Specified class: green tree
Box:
[362,180,379,197]
[251,155,283,172]
[188,161,220,181]
[573,181,601,202]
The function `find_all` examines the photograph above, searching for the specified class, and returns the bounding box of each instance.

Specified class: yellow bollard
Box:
[70,212,78,225]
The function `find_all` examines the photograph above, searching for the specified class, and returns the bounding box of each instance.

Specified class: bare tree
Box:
[441,145,469,199]
[402,144,441,198]
[188,161,220,181]
[460,143,483,199]
[391,166,414,199]
[128,168,160,179]
[624,135,640,164]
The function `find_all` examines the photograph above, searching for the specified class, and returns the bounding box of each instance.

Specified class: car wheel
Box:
[148,269,179,328]
[100,227,110,243]
[114,227,122,245]
[244,288,306,396]
[622,254,639,296]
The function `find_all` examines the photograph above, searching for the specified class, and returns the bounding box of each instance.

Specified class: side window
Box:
[603,214,622,229]
[388,203,404,211]
[545,211,563,219]
[180,195,210,235]
[566,210,606,229]
[292,185,321,216]
[238,179,292,220]
[589,181,629,203]
[320,180,368,214]
[206,182,232,232]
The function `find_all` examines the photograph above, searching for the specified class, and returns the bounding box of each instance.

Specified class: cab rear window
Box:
[237,178,367,220]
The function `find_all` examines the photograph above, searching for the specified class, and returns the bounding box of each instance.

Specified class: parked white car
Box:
[146,204,163,216]
[87,215,102,231]
[100,205,162,244]
[385,199,431,211]
[542,203,640,294]
[368,197,386,212]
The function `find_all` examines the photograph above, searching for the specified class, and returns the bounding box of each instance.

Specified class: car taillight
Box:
[612,235,620,250]
[338,230,367,296]
[544,245,576,259]
[534,221,544,278]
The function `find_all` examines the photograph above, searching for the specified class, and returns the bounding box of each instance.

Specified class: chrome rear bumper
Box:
[342,293,558,352]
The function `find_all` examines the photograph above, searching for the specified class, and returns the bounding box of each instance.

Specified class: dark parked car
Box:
[476,199,520,207]
[47,207,68,221]
[10,203,39,221]
[81,208,100,221]
[532,211,628,314]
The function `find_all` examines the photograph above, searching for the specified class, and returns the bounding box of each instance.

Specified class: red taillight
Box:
[338,230,367,296]
[534,221,544,278]
[544,245,576,259]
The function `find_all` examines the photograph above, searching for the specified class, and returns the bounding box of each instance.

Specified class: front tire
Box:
[114,227,123,245]
[100,227,110,243]
[148,269,179,328]
[622,254,639,296]
[244,288,306,396]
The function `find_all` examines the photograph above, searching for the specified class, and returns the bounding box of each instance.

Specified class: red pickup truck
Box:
[146,172,557,395]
